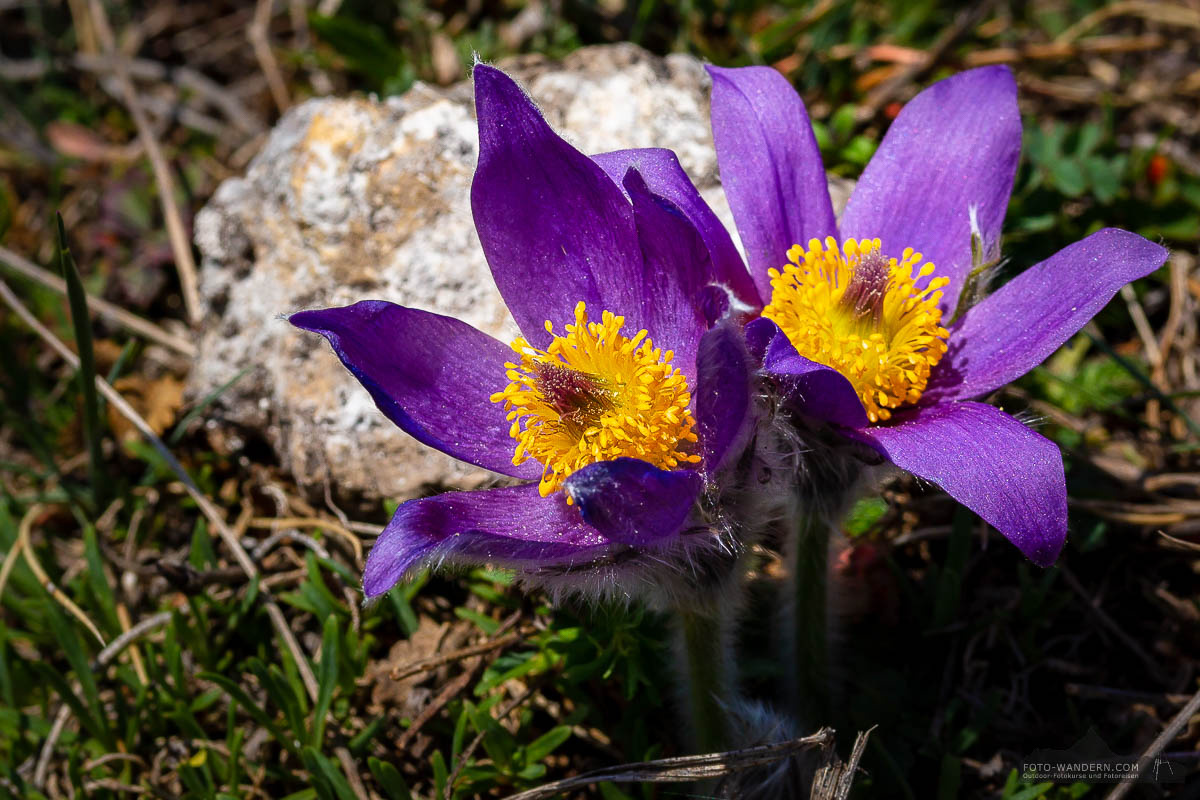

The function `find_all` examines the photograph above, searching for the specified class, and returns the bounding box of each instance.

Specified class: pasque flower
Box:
[707,64,1168,566]
[291,65,759,600]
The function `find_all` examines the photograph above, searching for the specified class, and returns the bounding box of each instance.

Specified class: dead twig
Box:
[1058,1,1200,45]
[84,0,203,326]
[965,34,1166,67]
[248,516,363,564]
[249,0,291,114]
[859,0,996,119]
[390,631,525,681]
[810,727,873,800]
[0,244,197,357]
[500,729,837,800]
[397,611,525,752]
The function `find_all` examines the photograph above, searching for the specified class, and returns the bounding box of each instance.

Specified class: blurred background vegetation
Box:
[1,0,1199,798]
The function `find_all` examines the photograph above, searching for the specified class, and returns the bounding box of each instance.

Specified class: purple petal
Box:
[928,228,1169,402]
[852,401,1066,567]
[622,167,712,374]
[564,458,701,545]
[707,65,837,300]
[695,323,756,473]
[593,148,761,307]
[290,301,539,480]
[363,483,613,597]
[839,66,1021,314]
[471,64,644,346]
[746,317,870,429]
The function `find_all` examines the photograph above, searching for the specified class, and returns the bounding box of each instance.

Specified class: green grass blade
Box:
[1085,329,1200,440]
[301,747,359,800]
[32,661,113,749]
[367,757,412,800]
[43,600,105,730]
[167,366,250,446]
[310,614,339,747]
[55,213,107,509]
[198,671,300,756]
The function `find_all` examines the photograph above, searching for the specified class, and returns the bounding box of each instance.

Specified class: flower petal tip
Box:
[362,513,431,599]
[1025,536,1065,569]
[471,61,503,86]
[472,63,537,132]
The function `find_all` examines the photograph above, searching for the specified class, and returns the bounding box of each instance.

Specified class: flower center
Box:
[491,301,701,497]
[762,237,951,423]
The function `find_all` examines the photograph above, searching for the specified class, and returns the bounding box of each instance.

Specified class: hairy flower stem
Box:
[675,607,733,753]
[786,509,832,728]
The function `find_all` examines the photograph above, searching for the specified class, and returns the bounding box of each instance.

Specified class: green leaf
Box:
[32,661,113,748]
[470,704,515,768]
[1075,122,1103,157]
[431,750,450,799]
[368,757,413,800]
[841,134,877,167]
[932,508,972,627]
[301,747,360,800]
[454,607,500,635]
[198,671,299,756]
[842,496,887,537]
[348,716,385,755]
[452,705,470,758]
[249,659,308,741]
[43,602,106,737]
[830,104,857,141]
[82,525,118,634]
[523,725,572,764]
[168,366,250,445]
[937,754,962,800]
[1083,156,1121,204]
[279,791,319,800]
[1049,157,1087,197]
[309,13,409,92]
[598,782,635,800]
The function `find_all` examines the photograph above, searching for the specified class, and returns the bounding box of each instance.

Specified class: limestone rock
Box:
[190,43,851,501]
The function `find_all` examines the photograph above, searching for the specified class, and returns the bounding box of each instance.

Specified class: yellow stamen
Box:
[490,301,702,497]
[762,236,951,423]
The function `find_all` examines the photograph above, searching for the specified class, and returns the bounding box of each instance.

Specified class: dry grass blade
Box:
[500,730,836,800]
[83,0,202,326]
[248,516,363,564]
[1105,682,1200,799]
[389,631,524,681]
[858,0,996,119]
[0,244,197,356]
[1157,530,1200,553]
[810,728,872,800]
[1057,1,1200,44]
[249,0,291,113]
[6,503,107,646]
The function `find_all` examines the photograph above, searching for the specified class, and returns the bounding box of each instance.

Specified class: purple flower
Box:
[708,64,1168,567]
[291,65,758,599]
